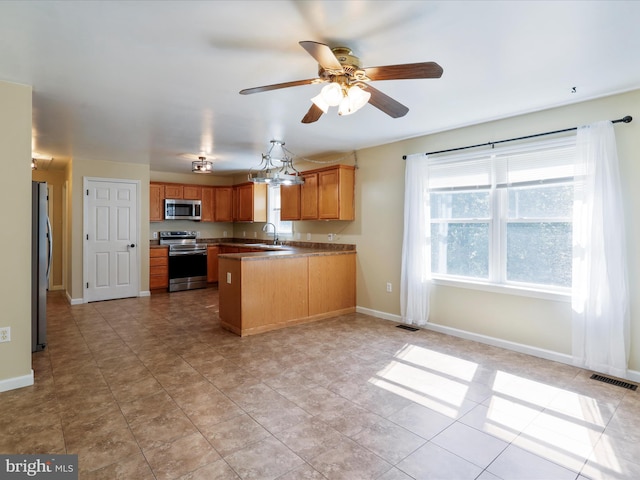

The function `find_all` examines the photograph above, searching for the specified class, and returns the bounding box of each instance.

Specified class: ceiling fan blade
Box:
[301,104,324,124]
[364,84,409,118]
[299,41,344,74]
[240,78,318,95]
[364,62,443,81]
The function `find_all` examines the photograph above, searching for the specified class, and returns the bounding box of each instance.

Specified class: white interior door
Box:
[84,178,139,302]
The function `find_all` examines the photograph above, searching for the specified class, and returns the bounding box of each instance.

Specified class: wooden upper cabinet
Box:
[201,186,215,222]
[280,184,301,221]
[300,173,319,220]
[318,165,355,220]
[297,165,355,221]
[183,185,202,200]
[150,183,164,222]
[164,184,183,199]
[236,183,267,222]
[215,186,234,222]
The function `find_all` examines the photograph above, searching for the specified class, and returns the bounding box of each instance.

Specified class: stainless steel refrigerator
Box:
[32,181,51,352]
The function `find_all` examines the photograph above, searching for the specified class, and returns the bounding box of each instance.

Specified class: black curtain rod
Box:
[402,115,633,159]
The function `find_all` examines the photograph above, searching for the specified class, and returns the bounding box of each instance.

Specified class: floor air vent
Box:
[396,325,420,332]
[590,374,638,391]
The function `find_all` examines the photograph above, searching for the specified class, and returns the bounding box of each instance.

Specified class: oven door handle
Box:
[169,250,207,256]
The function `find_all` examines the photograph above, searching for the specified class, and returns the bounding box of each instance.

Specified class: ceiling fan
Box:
[239,41,443,123]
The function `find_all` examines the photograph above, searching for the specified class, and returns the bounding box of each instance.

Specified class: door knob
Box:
[129,244,136,248]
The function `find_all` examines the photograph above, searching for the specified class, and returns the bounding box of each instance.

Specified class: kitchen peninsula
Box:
[218,243,356,336]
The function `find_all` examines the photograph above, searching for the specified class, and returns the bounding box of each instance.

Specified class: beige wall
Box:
[0,81,33,386]
[346,89,640,371]
[69,158,151,301]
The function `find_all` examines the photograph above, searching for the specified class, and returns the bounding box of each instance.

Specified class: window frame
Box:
[428,138,575,302]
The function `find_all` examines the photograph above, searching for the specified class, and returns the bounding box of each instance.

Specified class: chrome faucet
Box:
[262,222,278,245]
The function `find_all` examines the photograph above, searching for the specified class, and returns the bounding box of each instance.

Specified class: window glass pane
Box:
[506,222,572,287]
[508,184,573,219]
[430,191,491,219]
[431,223,489,278]
[268,186,292,236]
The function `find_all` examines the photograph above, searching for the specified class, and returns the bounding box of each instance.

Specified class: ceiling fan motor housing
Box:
[318,47,364,81]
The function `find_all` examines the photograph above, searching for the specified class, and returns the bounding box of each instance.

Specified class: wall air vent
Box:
[590,373,638,391]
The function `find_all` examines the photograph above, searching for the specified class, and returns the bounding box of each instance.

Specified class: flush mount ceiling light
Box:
[31,153,53,171]
[248,140,304,186]
[192,156,213,174]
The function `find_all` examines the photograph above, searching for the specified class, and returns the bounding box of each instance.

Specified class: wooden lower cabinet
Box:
[219,252,356,336]
[207,246,219,282]
[149,247,169,290]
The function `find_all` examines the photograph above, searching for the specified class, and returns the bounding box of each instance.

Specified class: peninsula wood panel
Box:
[218,258,242,333]
[241,257,308,332]
[308,253,356,316]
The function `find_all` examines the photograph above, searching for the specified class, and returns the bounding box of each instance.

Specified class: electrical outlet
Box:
[152,232,158,239]
[306,233,311,241]
[254,232,257,238]
[196,231,201,238]
[295,232,301,240]
[226,272,232,284]
[223,231,228,238]
[0,327,10,343]
[328,233,334,241]
[242,231,246,237]
[386,282,392,293]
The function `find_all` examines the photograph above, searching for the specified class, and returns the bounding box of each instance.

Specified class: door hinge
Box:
[86,234,89,240]
[86,189,89,196]
[86,282,89,289]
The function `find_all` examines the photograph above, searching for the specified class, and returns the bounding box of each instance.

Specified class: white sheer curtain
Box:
[572,120,630,378]
[400,154,431,326]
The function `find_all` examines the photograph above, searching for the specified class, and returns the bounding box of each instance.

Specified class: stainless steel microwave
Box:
[164,199,202,221]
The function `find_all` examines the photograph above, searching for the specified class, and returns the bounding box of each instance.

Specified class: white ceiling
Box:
[2,1,640,175]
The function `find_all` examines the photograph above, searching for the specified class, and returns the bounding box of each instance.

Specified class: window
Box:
[428,137,576,292]
[267,185,293,237]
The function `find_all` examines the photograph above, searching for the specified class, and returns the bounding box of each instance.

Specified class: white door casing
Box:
[84,177,140,302]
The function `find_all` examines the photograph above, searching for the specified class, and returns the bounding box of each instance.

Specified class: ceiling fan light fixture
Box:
[337,85,371,116]
[348,85,371,110]
[311,93,329,113]
[320,82,343,107]
[192,156,213,173]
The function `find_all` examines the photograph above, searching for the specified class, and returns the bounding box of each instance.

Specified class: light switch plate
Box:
[226,272,232,284]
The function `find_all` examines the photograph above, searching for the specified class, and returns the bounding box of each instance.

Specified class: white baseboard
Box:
[66,291,84,305]
[0,370,34,393]
[65,291,150,304]
[356,306,640,383]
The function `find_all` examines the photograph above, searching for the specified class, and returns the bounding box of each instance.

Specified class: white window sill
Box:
[431,276,571,302]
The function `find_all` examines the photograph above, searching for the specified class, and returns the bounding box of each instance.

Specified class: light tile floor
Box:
[1,289,639,479]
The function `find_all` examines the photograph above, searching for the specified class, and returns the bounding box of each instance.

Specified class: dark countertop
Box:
[150,238,355,259]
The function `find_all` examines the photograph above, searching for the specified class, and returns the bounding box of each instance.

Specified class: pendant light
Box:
[248,140,304,186]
